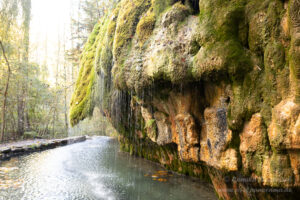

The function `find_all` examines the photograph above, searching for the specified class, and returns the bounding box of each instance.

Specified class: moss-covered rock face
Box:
[69,22,100,126]
[71,0,300,199]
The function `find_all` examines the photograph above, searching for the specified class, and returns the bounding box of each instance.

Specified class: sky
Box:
[30,0,74,85]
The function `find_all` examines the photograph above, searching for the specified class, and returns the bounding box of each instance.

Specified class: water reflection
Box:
[0,136,216,200]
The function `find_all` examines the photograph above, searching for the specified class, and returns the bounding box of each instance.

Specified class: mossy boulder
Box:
[71,0,300,199]
[136,8,156,46]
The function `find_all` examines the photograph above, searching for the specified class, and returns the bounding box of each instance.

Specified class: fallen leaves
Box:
[0,167,18,173]
[0,166,22,190]
[144,170,173,183]
[0,179,23,189]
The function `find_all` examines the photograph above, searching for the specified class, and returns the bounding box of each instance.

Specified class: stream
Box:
[0,136,216,200]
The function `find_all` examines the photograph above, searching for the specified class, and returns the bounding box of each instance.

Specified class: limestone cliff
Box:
[70,0,300,199]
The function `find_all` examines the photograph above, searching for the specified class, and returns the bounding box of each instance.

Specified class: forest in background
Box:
[0,0,115,142]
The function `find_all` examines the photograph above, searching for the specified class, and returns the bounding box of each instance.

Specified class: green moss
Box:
[112,0,182,89]
[227,69,263,131]
[27,144,38,149]
[112,0,152,89]
[192,0,252,83]
[151,0,176,16]
[161,2,190,29]
[287,0,300,103]
[136,9,156,46]
[144,119,157,141]
[290,43,300,103]
[189,40,201,56]
[70,17,110,126]
[226,29,288,131]
[145,119,155,128]
[94,16,112,75]
[94,9,120,112]
[68,0,298,198]
[260,40,288,125]
[113,0,151,58]
[23,131,38,139]
[118,134,211,182]
[269,152,294,187]
[70,3,123,126]
[70,56,96,126]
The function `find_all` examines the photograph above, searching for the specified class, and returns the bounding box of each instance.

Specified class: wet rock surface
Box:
[200,107,235,171]
[154,112,172,145]
[268,100,300,150]
[175,113,199,162]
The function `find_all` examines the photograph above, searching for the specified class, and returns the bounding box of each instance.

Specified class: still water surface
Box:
[0,136,216,200]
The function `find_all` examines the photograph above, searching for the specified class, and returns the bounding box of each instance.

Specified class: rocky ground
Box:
[0,136,86,160]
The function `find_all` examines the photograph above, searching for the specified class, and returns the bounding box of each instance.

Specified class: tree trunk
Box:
[63,34,69,135]
[26,112,31,130]
[17,96,25,137]
[20,0,32,136]
[0,41,11,142]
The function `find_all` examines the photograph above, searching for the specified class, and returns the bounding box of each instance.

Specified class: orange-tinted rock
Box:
[262,153,294,187]
[200,107,236,171]
[154,112,172,145]
[208,168,235,200]
[220,148,238,171]
[292,115,300,149]
[175,113,199,162]
[150,88,204,162]
[268,100,300,150]
[289,151,300,186]
[240,113,267,173]
[240,114,264,153]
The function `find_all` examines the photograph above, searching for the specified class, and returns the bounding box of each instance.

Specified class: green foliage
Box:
[23,131,38,139]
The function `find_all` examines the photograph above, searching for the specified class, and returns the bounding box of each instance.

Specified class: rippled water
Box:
[0,136,216,200]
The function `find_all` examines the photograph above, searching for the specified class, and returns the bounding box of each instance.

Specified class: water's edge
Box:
[0,136,86,161]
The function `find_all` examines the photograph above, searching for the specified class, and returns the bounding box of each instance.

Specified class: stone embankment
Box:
[0,136,86,160]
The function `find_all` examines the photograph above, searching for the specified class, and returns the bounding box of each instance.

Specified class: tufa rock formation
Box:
[70,0,300,199]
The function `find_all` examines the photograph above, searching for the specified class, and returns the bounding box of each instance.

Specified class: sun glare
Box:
[30,0,73,85]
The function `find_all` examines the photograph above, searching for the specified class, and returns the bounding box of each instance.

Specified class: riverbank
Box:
[0,136,86,160]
